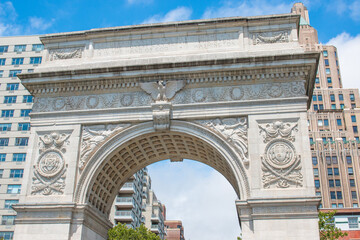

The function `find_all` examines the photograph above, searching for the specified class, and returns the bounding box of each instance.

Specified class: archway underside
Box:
[87,131,240,215]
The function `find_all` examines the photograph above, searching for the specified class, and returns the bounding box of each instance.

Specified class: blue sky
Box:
[0,0,359,43]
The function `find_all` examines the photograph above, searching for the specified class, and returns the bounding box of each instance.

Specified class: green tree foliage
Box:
[108,223,161,240]
[319,211,348,240]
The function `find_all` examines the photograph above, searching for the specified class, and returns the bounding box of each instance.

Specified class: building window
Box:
[313,95,317,101]
[312,156,318,165]
[339,94,344,101]
[324,119,329,126]
[349,217,359,228]
[323,50,328,57]
[319,104,324,110]
[326,156,331,164]
[353,126,358,133]
[332,156,338,164]
[352,115,357,122]
[15,137,28,146]
[11,58,24,65]
[318,119,323,126]
[336,119,342,126]
[349,167,354,175]
[13,153,26,162]
[7,184,21,194]
[337,191,343,199]
[315,78,319,83]
[334,168,339,175]
[315,180,320,188]
[326,68,331,74]
[330,191,336,200]
[32,44,43,51]
[352,103,356,109]
[4,200,18,209]
[327,77,332,83]
[314,104,318,111]
[18,123,30,131]
[329,180,334,187]
[328,168,333,175]
[22,95,33,103]
[9,70,22,77]
[325,59,329,66]
[352,191,357,199]
[0,124,11,132]
[20,109,31,117]
[0,45,9,53]
[0,232,13,240]
[335,179,341,187]
[354,203,359,207]
[6,83,19,91]
[313,168,319,177]
[0,58,5,65]
[9,169,23,178]
[14,45,26,52]
[318,95,323,101]
[1,216,15,225]
[340,104,344,109]
[28,69,34,73]
[1,110,14,118]
[30,57,42,64]
[350,94,355,101]
[0,169,3,178]
[0,138,9,146]
[331,104,336,109]
[338,203,344,208]
[0,70,3,77]
[0,154,6,162]
[4,96,16,104]
[346,156,352,164]
[350,179,356,187]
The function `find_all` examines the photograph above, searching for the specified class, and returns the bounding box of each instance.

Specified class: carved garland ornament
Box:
[79,124,131,170]
[31,132,71,195]
[259,121,303,188]
[196,117,248,164]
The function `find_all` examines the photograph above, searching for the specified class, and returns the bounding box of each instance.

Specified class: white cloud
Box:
[327,32,360,89]
[29,16,54,31]
[202,1,292,19]
[142,7,192,24]
[148,160,240,240]
[350,0,360,21]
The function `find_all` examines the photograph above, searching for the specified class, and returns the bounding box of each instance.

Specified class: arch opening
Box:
[77,121,249,217]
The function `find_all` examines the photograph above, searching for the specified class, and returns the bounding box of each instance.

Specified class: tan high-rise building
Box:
[165,220,185,240]
[292,3,360,237]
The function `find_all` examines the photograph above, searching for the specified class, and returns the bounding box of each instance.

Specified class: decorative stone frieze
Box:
[139,80,186,101]
[196,117,248,164]
[32,81,306,112]
[259,121,302,188]
[80,124,131,170]
[49,47,83,61]
[31,132,71,195]
[251,30,290,45]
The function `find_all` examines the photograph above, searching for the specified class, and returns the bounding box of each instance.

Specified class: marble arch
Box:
[13,13,321,240]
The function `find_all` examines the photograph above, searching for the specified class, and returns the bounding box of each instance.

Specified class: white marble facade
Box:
[13,14,320,240]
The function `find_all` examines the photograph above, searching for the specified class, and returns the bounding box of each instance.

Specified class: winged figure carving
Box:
[139,80,186,101]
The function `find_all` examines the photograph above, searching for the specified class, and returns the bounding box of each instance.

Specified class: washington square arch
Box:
[12,12,322,240]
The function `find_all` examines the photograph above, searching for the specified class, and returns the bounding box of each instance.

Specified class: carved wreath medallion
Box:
[36,150,65,178]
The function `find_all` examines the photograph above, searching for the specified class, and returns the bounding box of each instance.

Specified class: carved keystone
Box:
[151,101,172,131]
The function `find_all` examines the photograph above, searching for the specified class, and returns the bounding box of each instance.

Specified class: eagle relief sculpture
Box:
[139,80,186,102]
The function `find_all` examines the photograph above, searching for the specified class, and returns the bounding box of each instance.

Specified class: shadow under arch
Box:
[75,120,250,216]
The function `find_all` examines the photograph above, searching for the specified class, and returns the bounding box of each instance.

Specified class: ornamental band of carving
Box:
[31,132,71,195]
[49,48,83,61]
[251,30,290,45]
[32,81,306,112]
[259,121,303,188]
[196,117,248,164]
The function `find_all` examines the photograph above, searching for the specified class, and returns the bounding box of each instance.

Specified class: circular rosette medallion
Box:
[36,151,65,178]
[265,139,296,169]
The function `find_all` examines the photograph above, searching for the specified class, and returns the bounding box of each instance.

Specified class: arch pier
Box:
[14,14,320,239]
